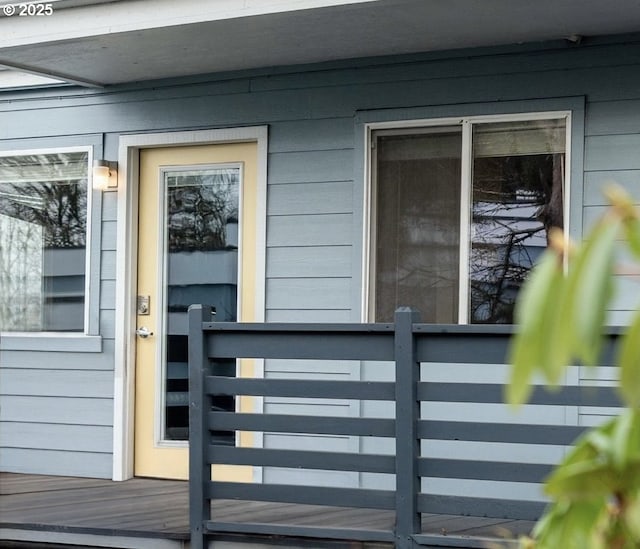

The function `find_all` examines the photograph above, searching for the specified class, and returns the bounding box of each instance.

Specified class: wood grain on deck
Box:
[0,473,534,545]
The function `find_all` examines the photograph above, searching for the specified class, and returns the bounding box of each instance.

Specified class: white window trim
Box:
[363,110,572,324]
[113,126,268,481]
[0,145,101,351]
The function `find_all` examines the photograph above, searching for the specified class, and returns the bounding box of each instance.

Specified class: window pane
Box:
[470,119,565,323]
[0,152,88,332]
[374,128,462,323]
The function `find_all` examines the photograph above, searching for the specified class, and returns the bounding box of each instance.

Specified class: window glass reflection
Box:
[163,167,239,442]
[470,120,565,323]
[372,117,566,325]
[0,152,88,332]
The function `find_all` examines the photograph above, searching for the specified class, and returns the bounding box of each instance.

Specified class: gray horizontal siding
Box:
[266,246,351,278]
[265,309,352,322]
[3,37,640,481]
[100,280,116,310]
[0,369,113,398]
[101,250,117,280]
[359,357,576,499]
[0,448,112,478]
[262,356,358,487]
[299,66,610,116]
[265,359,356,376]
[608,310,637,325]
[0,396,112,425]
[585,134,640,171]
[249,42,640,93]
[584,170,640,205]
[102,191,118,221]
[582,205,608,231]
[100,220,117,251]
[0,89,313,138]
[268,214,353,247]
[608,277,640,311]
[100,193,117,351]
[1,423,112,453]
[266,278,350,310]
[422,439,566,465]
[99,310,116,339]
[267,118,354,152]
[0,340,115,369]
[264,432,352,453]
[264,397,353,411]
[579,78,640,321]
[584,206,640,234]
[1,45,640,140]
[267,181,353,215]
[586,99,640,136]
[268,149,353,184]
[0,165,115,478]
[583,91,640,320]
[0,78,249,113]
[263,466,357,488]
[0,177,116,481]
[264,109,354,314]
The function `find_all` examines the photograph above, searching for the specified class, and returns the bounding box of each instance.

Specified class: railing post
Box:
[188,304,213,549]
[394,307,421,549]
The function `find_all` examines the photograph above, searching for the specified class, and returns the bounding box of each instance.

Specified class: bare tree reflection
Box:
[0,152,87,331]
[470,154,564,323]
[167,171,238,252]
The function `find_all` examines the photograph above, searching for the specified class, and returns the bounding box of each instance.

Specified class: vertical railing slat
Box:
[188,304,212,549]
[394,308,421,549]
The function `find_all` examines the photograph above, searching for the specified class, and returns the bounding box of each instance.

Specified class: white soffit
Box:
[0,67,65,88]
[0,0,381,46]
[0,0,639,87]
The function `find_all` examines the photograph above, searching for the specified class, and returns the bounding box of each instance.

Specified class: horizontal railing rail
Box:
[188,305,621,549]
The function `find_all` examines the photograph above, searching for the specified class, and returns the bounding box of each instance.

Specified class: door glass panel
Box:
[163,167,239,442]
[470,119,565,323]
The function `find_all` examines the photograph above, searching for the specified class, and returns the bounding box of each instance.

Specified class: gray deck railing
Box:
[188,305,622,549]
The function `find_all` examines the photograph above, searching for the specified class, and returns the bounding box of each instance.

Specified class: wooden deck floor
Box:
[0,473,535,548]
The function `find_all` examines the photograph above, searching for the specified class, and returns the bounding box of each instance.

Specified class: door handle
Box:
[135,326,154,338]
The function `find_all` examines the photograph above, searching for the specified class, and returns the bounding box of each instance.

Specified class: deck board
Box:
[0,473,534,547]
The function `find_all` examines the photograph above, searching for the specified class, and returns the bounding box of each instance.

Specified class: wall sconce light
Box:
[93,159,118,191]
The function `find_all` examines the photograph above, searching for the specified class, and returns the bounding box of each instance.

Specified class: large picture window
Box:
[0,150,89,332]
[371,114,567,324]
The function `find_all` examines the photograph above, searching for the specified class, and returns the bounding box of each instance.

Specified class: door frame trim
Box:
[112,127,268,481]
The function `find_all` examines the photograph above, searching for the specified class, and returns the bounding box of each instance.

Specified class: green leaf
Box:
[507,334,538,405]
[544,412,640,502]
[611,409,636,470]
[610,410,640,491]
[538,262,573,386]
[624,410,640,463]
[532,499,606,549]
[507,250,564,405]
[544,418,616,499]
[623,493,640,542]
[544,459,616,500]
[619,310,640,408]
[611,409,632,470]
[507,187,640,548]
[623,217,640,259]
[513,248,562,330]
[564,218,621,366]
